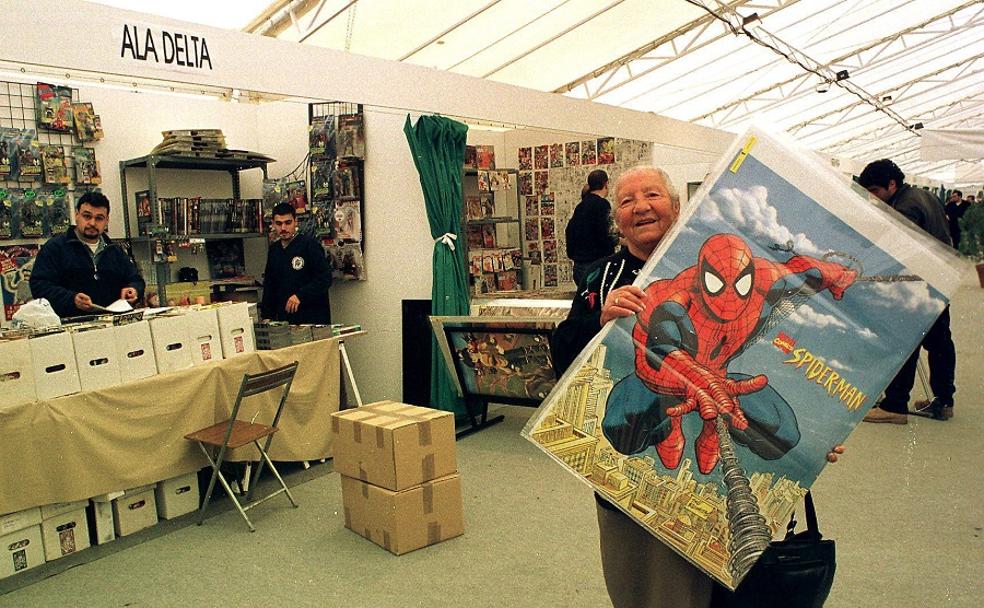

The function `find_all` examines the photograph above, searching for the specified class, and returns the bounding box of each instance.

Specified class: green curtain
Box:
[403,115,470,416]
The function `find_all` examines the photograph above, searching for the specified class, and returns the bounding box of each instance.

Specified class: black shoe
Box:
[912,398,953,421]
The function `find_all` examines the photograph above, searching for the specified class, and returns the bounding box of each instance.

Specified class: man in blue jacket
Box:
[30,191,144,318]
[261,202,333,324]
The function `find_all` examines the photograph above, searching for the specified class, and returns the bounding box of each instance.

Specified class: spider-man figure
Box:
[603,233,857,474]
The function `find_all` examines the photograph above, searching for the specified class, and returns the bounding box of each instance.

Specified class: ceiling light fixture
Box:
[835,70,850,82]
[741,12,762,29]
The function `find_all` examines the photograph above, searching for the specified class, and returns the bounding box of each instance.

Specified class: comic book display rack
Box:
[462,162,523,295]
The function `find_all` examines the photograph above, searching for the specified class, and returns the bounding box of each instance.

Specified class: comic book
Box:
[42,188,71,235]
[15,132,42,180]
[550,143,564,168]
[135,190,153,236]
[597,137,616,164]
[518,147,532,171]
[476,171,491,192]
[522,126,964,590]
[565,141,580,166]
[580,140,597,165]
[0,244,40,322]
[0,189,13,238]
[16,189,45,237]
[534,145,548,170]
[72,102,103,141]
[73,147,101,185]
[534,171,548,195]
[518,171,532,196]
[41,145,69,185]
[464,145,477,170]
[336,114,365,159]
[35,82,74,132]
[475,145,495,170]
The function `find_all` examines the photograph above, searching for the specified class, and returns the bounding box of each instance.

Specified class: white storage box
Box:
[72,325,122,392]
[0,524,44,579]
[216,303,255,357]
[0,339,37,407]
[40,499,88,521]
[88,491,123,546]
[115,320,158,383]
[149,315,193,374]
[0,507,42,537]
[29,331,81,400]
[184,309,223,365]
[41,508,89,561]
[155,472,200,520]
[113,486,158,537]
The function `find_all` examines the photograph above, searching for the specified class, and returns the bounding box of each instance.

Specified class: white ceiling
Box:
[85,0,984,184]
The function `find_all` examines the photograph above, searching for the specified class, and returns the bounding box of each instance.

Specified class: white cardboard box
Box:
[41,508,90,561]
[88,491,123,546]
[184,309,223,365]
[149,315,193,374]
[113,487,158,537]
[155,473,200,520]
[114,321,158,383]
[216,303,255,357]
[0,524,44,579]
[29,332,82,400]
[0,507,42,537]
[0,339,37,407]
[72,326,122,392]
[40,499,88,521]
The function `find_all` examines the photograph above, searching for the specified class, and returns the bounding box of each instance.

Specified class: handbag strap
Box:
[784,490,823,540]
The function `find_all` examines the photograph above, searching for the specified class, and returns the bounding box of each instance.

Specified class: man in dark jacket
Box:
[858,159,956,423]
[261,203,333,324]
[566,169,618,285]
[944,190,967,249]
[30,191,144,318]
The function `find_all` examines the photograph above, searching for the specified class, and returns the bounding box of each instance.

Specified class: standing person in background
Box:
[857,159,956,423]
[944,190,967,250]
[261,202,333,324]
[566,169,618,285]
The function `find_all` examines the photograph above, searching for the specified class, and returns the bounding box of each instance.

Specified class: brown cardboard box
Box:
[331,401,457,491]
[341,473,464,555]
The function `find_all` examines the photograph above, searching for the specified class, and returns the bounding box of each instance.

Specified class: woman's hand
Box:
[600,285,647,325]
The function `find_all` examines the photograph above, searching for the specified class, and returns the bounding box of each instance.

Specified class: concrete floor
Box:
[1,271,981,607]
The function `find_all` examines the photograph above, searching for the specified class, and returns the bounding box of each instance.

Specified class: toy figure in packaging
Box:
[41,145,69,185]
[44,189,71,234]
[311,161,333,202]
[309,116,335,159]
[0,190,13,238]
[36,82,74,132]
[16,189,45,237]
[286,180,308,213]
[73,147,101,185]
[336,114,365,159]
[15,132,42,180]
[0,128,17,179]
[0,243,40,321]
[72,102,103,141]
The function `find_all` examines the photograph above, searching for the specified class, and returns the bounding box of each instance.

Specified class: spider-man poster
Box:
[523,128,963,590]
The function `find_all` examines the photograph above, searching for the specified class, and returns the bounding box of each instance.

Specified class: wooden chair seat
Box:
[185,420,278,450]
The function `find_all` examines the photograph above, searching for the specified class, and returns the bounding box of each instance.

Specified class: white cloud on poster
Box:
[700,185,822,255]
[867,275,946,315]
[788,303,848,330]
[828,358,854,372]
[857,327,877,340]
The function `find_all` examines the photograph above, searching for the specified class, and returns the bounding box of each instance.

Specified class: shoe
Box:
[863,407,908,424]
[912,398,953,420]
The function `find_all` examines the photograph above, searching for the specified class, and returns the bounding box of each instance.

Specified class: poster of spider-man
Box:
[523,128,962,590]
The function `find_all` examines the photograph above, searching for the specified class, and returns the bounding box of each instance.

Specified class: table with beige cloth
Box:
[0,335,360,516]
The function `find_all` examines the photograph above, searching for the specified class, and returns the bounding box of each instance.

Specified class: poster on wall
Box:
[580,140,597,165]
[597,137,616,164]
[534,145,549,170]
[522,127,963,590]
[565,142,580,166]
[518,147,533,171]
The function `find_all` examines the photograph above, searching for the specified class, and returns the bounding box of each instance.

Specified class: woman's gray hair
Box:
[613,165,680,206]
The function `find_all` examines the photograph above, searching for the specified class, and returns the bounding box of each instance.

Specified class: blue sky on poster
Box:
[601,153,946,487]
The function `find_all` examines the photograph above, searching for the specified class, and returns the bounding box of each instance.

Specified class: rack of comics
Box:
[1,80,106,327]
[301,101,366,281]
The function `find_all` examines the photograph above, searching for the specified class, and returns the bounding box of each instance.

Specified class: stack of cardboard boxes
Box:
[331,401,464,555]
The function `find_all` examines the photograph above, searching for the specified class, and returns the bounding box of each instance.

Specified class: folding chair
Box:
[184,361,300,532]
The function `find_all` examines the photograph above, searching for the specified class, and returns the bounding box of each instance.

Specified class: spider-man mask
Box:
[697,234,754,321]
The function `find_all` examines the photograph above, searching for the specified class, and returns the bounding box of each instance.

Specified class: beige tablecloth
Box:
[0,336,354,515]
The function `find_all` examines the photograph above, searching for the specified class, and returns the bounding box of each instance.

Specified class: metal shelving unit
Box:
[462,168,523,294]
[119,154,270,303]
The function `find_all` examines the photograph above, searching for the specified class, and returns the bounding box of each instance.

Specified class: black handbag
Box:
[713,491,836,608]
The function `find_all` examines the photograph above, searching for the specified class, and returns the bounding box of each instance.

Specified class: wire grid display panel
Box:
[309,101,366,281]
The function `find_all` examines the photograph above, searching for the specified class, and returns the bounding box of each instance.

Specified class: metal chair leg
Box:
[255,441,298,508]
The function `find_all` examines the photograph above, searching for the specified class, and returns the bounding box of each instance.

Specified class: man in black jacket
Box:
[261,203,333,324]
[858,159,956,423]
[566,169,618,285]
[30,191,144,318]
